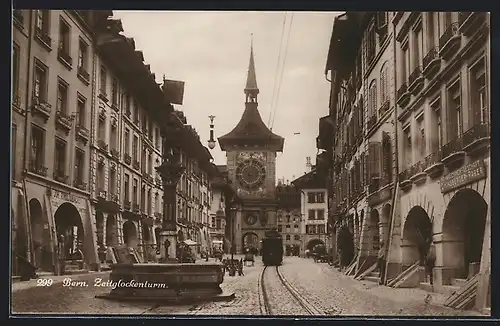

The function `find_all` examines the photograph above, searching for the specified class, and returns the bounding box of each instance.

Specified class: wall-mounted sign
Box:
[440,160,486,194]
[367,186,392,207]
[163,79,185,105]
[51,189,84,205]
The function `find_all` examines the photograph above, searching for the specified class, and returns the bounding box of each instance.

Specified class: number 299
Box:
[36,278,53,287]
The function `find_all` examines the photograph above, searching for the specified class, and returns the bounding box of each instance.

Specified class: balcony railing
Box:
[124,200,131,211]
[409,66,422,86]
[56,111,73,130]
[442,136,464,159]
[423,149,443,170]
[97,139,108,152]
[72,128,88,145]
[408,161,423,178]
[439,22,460,50]
[462,122,490,148]
[32,98,52,120]
[111,148,120,160]
[133,160,140,170]
[73,179,87,191]
[423,47,439,69]
[124,153,132,165]
[397,82,408,100]
[367,114,377,131]
[57,47,73,68]
[35,27,52,49]
[53,172,69,184]
[145,173,154,184]
[77,66,90,84]
[110,194,120,203]
[125,110,131,118]
[398,169,409,182]
[379,100,390,115]
[29,161,47,177]
[133,203,140,213]
[98,91,108,102]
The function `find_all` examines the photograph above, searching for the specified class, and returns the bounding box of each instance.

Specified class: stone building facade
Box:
[276,183,302,256]
[322,11,490,311]
[89,17,166,266]
[390,12,490,310]
[12,10,105,274]
[292,170,329,256]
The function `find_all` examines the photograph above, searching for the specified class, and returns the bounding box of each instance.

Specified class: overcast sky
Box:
[113,11,341,183]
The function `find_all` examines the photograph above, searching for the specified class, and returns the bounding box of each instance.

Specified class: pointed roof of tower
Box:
[245,35,258,93]
[218,38,284,152]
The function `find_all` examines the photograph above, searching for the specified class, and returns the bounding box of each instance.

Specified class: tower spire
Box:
[245,33,259,103]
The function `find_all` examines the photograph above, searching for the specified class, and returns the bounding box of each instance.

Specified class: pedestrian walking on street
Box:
[377,242,386,285]
[425,242,436,285]
[338,248,344,272]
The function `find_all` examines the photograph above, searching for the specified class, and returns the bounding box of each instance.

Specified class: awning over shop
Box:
[183,239,200,246]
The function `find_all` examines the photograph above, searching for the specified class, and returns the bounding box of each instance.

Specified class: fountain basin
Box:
[95,262,235,304]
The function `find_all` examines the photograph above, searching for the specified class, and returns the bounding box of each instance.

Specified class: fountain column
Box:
[155,149,185,262]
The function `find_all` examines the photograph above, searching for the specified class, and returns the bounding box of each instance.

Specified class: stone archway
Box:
[13,196,29,275]
[338,226,355,267]
[306,238,325,251]
[54,203,85,264]
[442,189,488,281]
[106,214,118,247]
[242,232,259,251]
[401,206,432,268]
[123,220,138,248]
[368,209,381,254]
[29,198,49,270]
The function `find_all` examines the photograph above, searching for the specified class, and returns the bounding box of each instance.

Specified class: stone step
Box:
[451,278,468,287]
[364,275,380,283]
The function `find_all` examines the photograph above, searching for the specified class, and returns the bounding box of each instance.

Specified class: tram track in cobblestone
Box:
[260,265,323,316]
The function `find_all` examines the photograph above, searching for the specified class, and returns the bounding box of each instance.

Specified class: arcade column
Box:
[155,153,185,262]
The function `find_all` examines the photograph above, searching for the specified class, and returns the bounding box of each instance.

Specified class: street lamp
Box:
[207,115,216,150]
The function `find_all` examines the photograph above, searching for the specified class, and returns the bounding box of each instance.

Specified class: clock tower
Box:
[218,38,284,254]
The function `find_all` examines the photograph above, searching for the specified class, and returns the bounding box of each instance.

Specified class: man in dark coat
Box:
[425,242,436,285]
[377,241,386,285]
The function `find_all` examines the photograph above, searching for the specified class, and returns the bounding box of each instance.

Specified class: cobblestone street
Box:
[11,256,484,316]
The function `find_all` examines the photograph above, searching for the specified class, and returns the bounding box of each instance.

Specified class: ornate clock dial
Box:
[236,158,266,190]
[245,215,258,226]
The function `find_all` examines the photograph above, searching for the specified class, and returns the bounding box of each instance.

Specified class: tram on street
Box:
[261,229,284,266]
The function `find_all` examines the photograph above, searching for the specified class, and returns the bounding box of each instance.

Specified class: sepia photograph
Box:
[10,9,491,318]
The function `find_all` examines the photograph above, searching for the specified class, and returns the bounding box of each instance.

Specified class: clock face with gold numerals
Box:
[236,158,266,190]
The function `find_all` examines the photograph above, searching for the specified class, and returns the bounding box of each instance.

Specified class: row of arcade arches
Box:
[331,188,487,281]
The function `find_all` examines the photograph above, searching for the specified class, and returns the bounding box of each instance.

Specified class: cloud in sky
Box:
[112,10,341,182]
